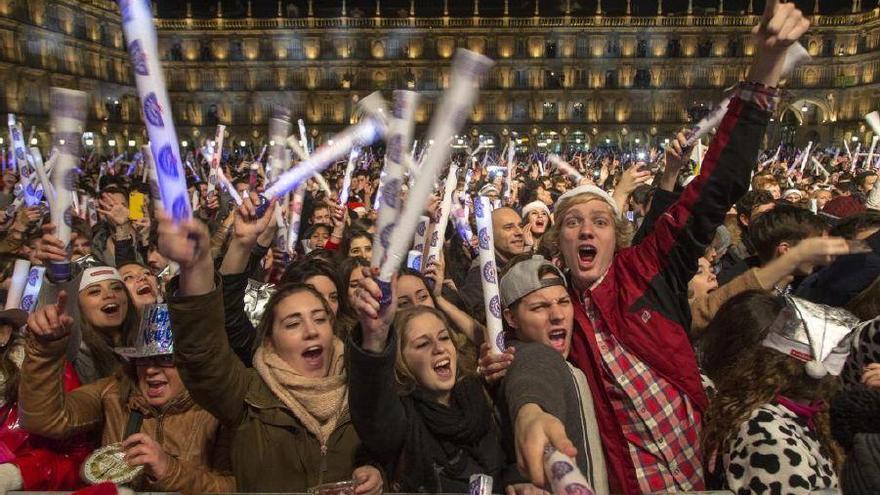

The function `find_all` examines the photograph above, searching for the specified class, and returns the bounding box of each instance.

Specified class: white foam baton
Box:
[683,43,810,148]
[6,114,21,171]
[548,153,584,181]
[206,125,225,194]
[372,90,418,269]
[377,49,494,303]
[503,140,515,199]
[19,266,46,314]
[475,196,505,354]
[338,146,360,206]
[47,87,87,282]
[8,114,41,206]
[424,164,459,277]
[255,115,387,216]
[119,0,190,221]
[865,112,880,169]
[798,141,813,174]
[543,447,596,495]
[28,148,53,202]
[4,259,30,311]
[297,119,311,158]
[268,111,292,182]
[285,186,305,255]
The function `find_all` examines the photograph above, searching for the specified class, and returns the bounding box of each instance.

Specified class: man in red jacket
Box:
[513,2,809,493]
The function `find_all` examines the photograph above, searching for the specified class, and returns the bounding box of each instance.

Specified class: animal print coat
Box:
[723,402,838,495]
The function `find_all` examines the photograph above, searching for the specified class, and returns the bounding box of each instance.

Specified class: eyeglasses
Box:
[132,355,175,368]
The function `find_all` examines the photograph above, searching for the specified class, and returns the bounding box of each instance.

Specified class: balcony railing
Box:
[155,11,880,31]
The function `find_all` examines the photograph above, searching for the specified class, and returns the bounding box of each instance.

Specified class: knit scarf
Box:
[254,338,348,446]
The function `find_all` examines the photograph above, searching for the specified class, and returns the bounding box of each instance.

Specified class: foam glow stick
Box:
[258,116,386,209]
[684,43,810,148]
[297,119,311,158]
[503,139,516,199]
[372,90,419,268]
[8,115,40,206]
[548,154,584,181]
[424,164,459,272]
[286,135,308,161]
[543,447,596,495]
[811,157,829,177]
[268,112,291,182]
[475,196,505,354]
[759,144,782,168]
[119,0,190,221]
[7,115,27,175]
[844,140,853,163]
[206,125,226,194]
[28,147,54,202]
[4,259,30,311]
[285,187,305,254]
[377,50,494,301]
[142,145,162,207]
[48,87,87,282]
[852,143,862,172]
[798,141,813,173]
[19,266,45,314]
[339,147,360,206]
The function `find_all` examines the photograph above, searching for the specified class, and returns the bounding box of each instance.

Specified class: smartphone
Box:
[406,250,422,271]
[129,191,146,220]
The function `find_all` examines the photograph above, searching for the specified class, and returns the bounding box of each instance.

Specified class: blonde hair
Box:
[541,193,633,257]
[392,306,476,395]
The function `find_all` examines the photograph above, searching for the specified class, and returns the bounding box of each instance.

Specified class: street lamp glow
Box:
[108,139,116,146]
[128,139,136,147]
[239,140,246,147]
[605,138,611,144]
[181,140,188,148]
[85,139,94,146]
[269,140,275,146]
[634,138,640,144]
[29,138,38,145]
[852,136,860,142]
[59,139,66,145]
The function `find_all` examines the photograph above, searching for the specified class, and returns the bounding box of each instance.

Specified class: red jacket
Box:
[567,87,776,495]
[1,362,93,490]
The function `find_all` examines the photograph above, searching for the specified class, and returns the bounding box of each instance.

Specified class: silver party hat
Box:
[115,303,173,359]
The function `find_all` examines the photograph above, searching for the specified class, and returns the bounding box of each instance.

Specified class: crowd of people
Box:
[0,2,878,495]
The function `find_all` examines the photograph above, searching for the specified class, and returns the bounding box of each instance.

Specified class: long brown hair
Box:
[702,347,845,475]
[253,283,338,352]
[392,305,476,395]
[74,283,140,380]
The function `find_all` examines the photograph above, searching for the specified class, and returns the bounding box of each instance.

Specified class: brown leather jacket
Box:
[18,334,235,494]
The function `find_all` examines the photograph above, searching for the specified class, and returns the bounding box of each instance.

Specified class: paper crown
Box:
[115,304,172,359]
[761,295,860,379]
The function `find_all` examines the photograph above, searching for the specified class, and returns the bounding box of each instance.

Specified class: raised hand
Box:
[27,291,73,342]
[477,342,515,385]
[97,194,131,227]
[156,211,211,270]
[748,0,809,87]
[232,193,276,246]
[352,267,397,353]
[33,223,68,265]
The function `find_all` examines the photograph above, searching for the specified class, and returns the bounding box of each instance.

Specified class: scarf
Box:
[776,394,824,430]
[400,375,499,492]
[254,338,348,447]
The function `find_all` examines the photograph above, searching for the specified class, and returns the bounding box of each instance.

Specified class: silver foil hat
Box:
[244,279,276,328]
[761,295,860,378]
[115,303,172,359]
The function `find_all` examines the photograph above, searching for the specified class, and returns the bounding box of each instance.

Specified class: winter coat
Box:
[170,283,365,492]
[566,87,775,494]
[18,334,235,494]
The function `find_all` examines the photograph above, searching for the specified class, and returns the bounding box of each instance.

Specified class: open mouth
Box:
[145,379,167,398]
[301,345,324,367]
[433,358,453,380]
[136,285,153,296]
[548,329,568,352]
[578,245,597,265]
[100,303,121,316]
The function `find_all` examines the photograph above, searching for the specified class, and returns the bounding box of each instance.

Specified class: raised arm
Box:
[18,291,105,439]
[346,268,408,467]
[159,212,253,427]
[633,2,807,288]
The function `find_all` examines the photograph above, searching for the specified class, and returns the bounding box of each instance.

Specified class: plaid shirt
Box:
[583,295,704,493]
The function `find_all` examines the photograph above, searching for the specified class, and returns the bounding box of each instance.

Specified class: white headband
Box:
[79,267,123,292]
[521,200,551,219]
